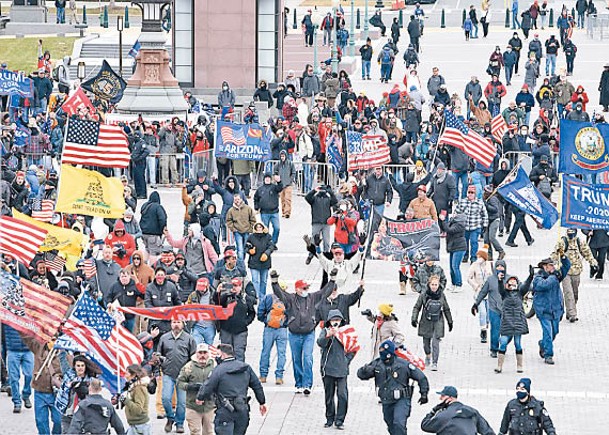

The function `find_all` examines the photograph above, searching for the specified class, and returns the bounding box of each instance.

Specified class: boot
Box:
[516,352,524,373]
[480,329,488,343]
[494,353,506,373]
[399,281,407,295]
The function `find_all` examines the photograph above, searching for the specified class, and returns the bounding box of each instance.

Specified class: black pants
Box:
[235,174,251,196]
[217,161,231,184]
[323,375,348,425]
[514,50,521,74]
[410,36,420,53]
[500,199,512,233]
[507,212,532,244]
[382,397,411,435]
[133,162,147,198]
[590,247,608,279]
[214,406,250,435]
[305,30,313,46]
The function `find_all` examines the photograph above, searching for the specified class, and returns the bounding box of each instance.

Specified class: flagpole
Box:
[484,156,525,201]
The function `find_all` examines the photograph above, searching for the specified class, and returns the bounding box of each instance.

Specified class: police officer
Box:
[67,379,126,435]
[357,340,429,435]
[499,378,556,435]
[196,344,267,435]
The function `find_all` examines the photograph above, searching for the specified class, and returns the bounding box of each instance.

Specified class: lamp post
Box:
[132,0,170,33]
[77,61,86,83]
[117,16,124,77]
[312,12,321,75]
[363,0,369,41]
[331,0,339,73]
[348,0,355,56]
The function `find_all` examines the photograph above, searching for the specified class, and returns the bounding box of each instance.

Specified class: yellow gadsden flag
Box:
[55,165,126,218]
[12,210,82,257]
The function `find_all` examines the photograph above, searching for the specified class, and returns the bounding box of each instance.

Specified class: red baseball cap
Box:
[231,277,243,286]
[224,249,236,258]
[295,279,310,290]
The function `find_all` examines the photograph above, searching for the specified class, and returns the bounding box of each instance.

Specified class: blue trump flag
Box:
[561,175,609,229]
[497,167,559,229]
[559,119,609,174]
[0,70,33,98]
[14,124,31,148]
[215,121,271,161]
[326,135,343,173]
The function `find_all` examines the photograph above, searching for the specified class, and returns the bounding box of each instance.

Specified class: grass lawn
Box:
[0,37,77,73]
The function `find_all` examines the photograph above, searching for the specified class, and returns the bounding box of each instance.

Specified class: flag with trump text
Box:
[215,120,271,161]
[346,131,391,171]
[58,291,143,394]
[368,213,441,262]
[439,110,496,167]
[61,87,96,117]
[0,215,48,265]
[561,175,609,229]
[0,271,72,343]
[12,210,83,257]
[116,302,237,321]
[62,118,130,168]
[55,165,126,218]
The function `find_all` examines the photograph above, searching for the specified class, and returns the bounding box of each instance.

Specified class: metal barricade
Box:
[587,13,609,40]
[190,150,216,180]
[253,158,342,194]
[154,153,188,186]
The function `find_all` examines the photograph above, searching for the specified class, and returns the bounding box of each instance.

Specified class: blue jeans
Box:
[489,309,501,352]
[512,9,520,29]
[362,60,371,78]
[380,63,391,81]
[288,331,315,388]
[537,316,560,357]
[35,390,62,435]
[499,335,522,352]
[261,213,280,244]
[57,7,65,23]
[250,268,269,300]
[464,228,481,263]
[162,375,186,425]
[374,204,385,217]
[545,54,556,76]
[233,232,247,262]
[190,323,216,345]
[7,350,33,406]
[449,250,466,286]
[505,64,514,84]
[478,299,489,327]
[453,170,468,199]
[303,163,315,193]
[259,327,288,379]
[472,23,479,37]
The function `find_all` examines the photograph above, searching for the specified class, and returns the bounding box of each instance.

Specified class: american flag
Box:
[62,118,131,168]
[396,347,426,371]
[346,131,391,171]
[220,125,246,146]
[490,114,509,144]
[0,216,48,265]
[335,325,361,354]
[84,258,97,279]
[439,110,496,167]
[60,292,143,393]
[31,199,55,222]
[0,270,72,343]
[43,251,66,273]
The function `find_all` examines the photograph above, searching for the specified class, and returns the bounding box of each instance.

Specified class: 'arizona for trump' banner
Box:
[561,175,609,229]
[117,302,236,321]
[346,131,391,171]
[369,214,441,262]
[55,165,126,218]
[215,121,271,161]
[559,119,609,174]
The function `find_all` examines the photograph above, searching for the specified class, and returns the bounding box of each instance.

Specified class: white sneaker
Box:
[453,286,463,293]
[295,388,303,394]
[431,363,438,371]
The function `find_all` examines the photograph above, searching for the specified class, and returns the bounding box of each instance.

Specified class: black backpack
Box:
[424,297,442,322]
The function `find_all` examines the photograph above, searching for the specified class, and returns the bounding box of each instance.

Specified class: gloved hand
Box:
[529,265,535,277]
[360,309,372,317]
[329,268,338,281]
[270,270,279,283]
[432,401,448,413]
[471,304,478,316]
[448,322,453,332]
[411,319,418,328]
[260,253,268,262]
[418,395,429,405]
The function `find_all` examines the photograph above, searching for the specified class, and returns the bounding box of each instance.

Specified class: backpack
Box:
[424,297,442,322]
[266,295,286,329]
[562,236,581,255]
[381,49,392,64]
[51,65,62,82]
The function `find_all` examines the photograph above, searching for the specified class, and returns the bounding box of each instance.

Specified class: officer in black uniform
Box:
[499,378,556,435]
[67,379,126,435]
[357,340,429,435]
[196,344,267,435]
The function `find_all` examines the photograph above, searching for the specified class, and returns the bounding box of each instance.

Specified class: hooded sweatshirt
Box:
[245,223,275,270]
[140,191,167,236]
[317,309,354,378]
[166,223,218,276]
[104,220,136,268]
[474,259,507,314]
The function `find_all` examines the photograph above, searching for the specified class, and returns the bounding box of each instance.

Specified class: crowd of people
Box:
[1,1,609,434]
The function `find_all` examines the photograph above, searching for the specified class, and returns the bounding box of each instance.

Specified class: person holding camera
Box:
[107,269,142,333]
[68,379,126,435]
[55,355,98,433]
[357,340,429,435]
[421,386,494,434]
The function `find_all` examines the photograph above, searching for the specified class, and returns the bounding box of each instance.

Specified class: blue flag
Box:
[558,119,609,174]
[561,175,609,229]
[214,121,271,161]
[14,124,31,148]
[326,135,343,173]
[128,40,141,58]
[497,167,559,229]
[81,60,127,104]
[0,70,33,98]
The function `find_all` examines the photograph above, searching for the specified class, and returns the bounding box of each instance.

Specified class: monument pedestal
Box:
[9,5,47,23]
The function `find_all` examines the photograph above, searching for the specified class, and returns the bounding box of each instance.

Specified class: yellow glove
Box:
[260,253,268,262]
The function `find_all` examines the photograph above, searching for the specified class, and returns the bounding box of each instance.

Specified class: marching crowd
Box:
[2,1,609,435]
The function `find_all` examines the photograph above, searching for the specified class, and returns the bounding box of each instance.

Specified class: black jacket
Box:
[198,357,265,405]
[305,186,338,224]
[421,401,495,434]
[442,214,467,253]
[254,181,283,214]
[106,278,140,318]
[214,286,257,334]
[429,172,456,212]
[273,280,335,334]
[390,173,430,213]
[485,194,502,222]
[176,264,198,303]
[364,174,393,206]
[317,309,354,378]
[499,396,556,435]
[498,277,531,337]
[139,192,167,236]
[315,285,364,325]
[245,231,274,270]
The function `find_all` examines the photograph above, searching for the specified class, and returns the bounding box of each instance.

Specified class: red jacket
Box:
[104,220,136,268]
[327,213,357,245]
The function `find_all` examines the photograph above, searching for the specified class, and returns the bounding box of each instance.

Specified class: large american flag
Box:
[439,110,496,167]
[31,199,55,222]
[220,125,246,146]
[60,292,143,393]
[490,114,509,144]
[0,271,72,343]
[62,118,130,168]
[0,216,48,265]
[346,131,391,171]
[335,325,361,354]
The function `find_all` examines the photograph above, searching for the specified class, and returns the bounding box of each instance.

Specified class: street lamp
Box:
[331,0,339,74]
[117,16,124,77]
[363,0,369,41]
[312,13,321,75]
[131,0,171,33]
[349,0,355,56]
[77,61,86,81]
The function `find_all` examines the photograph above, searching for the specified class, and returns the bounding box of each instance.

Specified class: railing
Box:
[254,159,342,193]
[586,13,609,40]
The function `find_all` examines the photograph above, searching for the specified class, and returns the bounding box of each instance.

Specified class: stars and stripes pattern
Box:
[439,110,496,167]
[335,325,361,354]
[490,114,509,143]
[396,347,426,371]
[220,125,246,146]
[83,258,97,279]
[346,131,391,171]
[60,292,143,393]
[0,216,48,265]
[31,199,55,222]
[43,251,66,273]
[62,118,130,168]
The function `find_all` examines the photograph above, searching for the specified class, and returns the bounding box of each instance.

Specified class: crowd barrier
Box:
[586,13,609,40]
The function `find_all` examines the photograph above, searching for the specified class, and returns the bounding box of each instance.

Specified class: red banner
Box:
[117,302,236,321]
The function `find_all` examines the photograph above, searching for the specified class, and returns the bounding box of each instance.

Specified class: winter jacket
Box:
[245,227,274,270]
[104,220,136,268]
[554,80,575,106]
[158,330,197,379]
[214,287,256,334]
[23,336,62,394]
[499,396,556,435]
[139,192,167,236]
[90,259,121,301]
[464,80,483,105]
[253,87,274,108]
[213,177,246,217]
[363,174,393,206]
[429,172,456,212]
[484,81,507,105]
[427,75,446,97]
[218,82,236,107]
[315,286,364,325]
[408,196,438,221]
[551,235,596,276]
[302,74,321,97]
[412,289,453,339]
[226,203,256,234]
[254,181,283,214]
[305,186,338,224]
[412,263,447,293]
[166,232,218,276]
[274,152,296,187]
[317,310,354,378]
[106,278,140,317]
[175,264,199,302]
[421,401,495,435]
[498,277,530,336]
[365,314,405,358]
[485,194,502,222]
[3,324,30,352]
[442,214,467,253]
[123,379,150,426]
[474,260,507,314]
[186,287,215,329]
[390,173,430,213]
[177,356,216,413]
[272,280,335,334]
[67,394,126,435]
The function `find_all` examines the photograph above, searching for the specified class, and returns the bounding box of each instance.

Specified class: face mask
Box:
[516,391,528,400]
[568,233,576,239]
[496,270,505,278]
[301,291,309,298]
[379,350,393,362]
[222,86,228,91]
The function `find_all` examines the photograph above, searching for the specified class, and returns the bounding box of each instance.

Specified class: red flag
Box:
[490,114,509,144]
[0,216,48,265]
[0,271,72,343]
[335,325,361,354]
[116,302,237,321]
[396,347,426,371]
[61,87,95,117]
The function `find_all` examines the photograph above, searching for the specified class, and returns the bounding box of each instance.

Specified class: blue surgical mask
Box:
[301,291,309,298]
[516,391,528,400]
